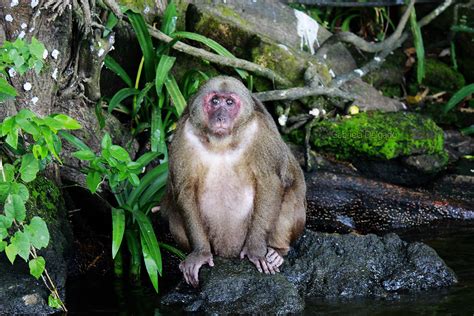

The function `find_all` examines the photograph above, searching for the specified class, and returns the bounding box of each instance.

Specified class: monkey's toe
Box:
[266,248,284,269]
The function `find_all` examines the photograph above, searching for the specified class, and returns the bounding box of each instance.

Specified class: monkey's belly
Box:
[200,171,254,258]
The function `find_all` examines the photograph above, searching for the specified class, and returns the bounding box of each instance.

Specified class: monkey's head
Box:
[189,76,254,137]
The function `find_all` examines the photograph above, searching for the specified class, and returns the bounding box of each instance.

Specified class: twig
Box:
[253,86,354,102]
[146,27,292,87]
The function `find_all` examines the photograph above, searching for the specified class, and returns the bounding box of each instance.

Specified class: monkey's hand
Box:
[179,251,214,287]
[240,246,279,275]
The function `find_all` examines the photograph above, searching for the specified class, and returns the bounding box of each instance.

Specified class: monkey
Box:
[162,76,306,287]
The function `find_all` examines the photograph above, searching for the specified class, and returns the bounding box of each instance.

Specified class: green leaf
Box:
[86,171,102,193]
[5,243,17,264]
[134,210,162,275]
[409,8,425,84]
[29,256,46,279]
[48,294,62,309]
[141,234,159,292]
[10,182,29,202]
[461,124,474,135]
[25,217,50,249]
[0,241,7,252]
[127,11,155,82]
[20,153,39,182]
[165,75,186,116]
[155,55,176,96]
[173,31,249,79]
[0,76,17,102]
[112,208,125,259]
[104,55,132,87]
[109,145,130,162]
[11,230,30,261]
[150,106,165,153]
[443,83,474,114]
[72,150,96,161]
[59,131,91,151]
[51,114,81,130]
[0,183,9,203]
[6,127,19,149]
[0,215,13,229]
[16,117,40,136]
[5,194,26,222]
[127,162,168,206]
[108,87,140,114]
[95,101,106,129]
[139,166,168,206]
[101,133,112,150]
[104,12,119,38]
[2,117,15,136]
[159,242,186,260]
[135,152,160,167]
[134,82,155,116]
[128,173,140,186]
[160,2,177,36]
[29,37,46,60]
[0,227,7,240]
[2,163,15,182]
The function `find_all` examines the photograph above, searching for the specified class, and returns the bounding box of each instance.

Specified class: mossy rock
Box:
[312,112,446,161]
[410,59,466,94]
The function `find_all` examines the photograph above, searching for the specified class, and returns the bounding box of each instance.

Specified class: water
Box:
[67,225,474,315]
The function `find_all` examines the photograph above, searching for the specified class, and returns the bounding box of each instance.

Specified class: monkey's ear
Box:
[252,95,272,117]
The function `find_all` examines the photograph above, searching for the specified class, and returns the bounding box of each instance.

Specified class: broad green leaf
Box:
[150,106,164,153]
[51,114,81,130]
[104,55,132,87]
[109,145,130,162]
[141,234,159,292]
[16,117,40,136]
[155,55,175,96]
[0,241,7,252]
[10,182,29,202]
[11,230,30,261]
[126,11,155,82]
[0,183,10,202]
[410,8,425,84]
[58,131,91,151]
[139,166,168,206]
[72,150,96,161]
[165,75,186,116]
[112,208,125,259]
[101,133,112,150]
[0,215,13,229]
[127,162,168,206]
[2,163,15,182]
[128,173,140,186]
[29,37,46,60]
[5,243,17,264]
[29,256,46,279]
[133,211,162,275]
[41,127,60,161]
[0,76,17,102]
[104,12,119,38]
[6,127,19,149]
[86,171,102,193]
[25,217,50,249]
[0,227,7,240]
[48,294,62,309]
[126,161,142,172]
[1,117,15,136]
[134,82,154,116]
[461,124,474,135]
[108,87,140,114]
[443,83,474,114]
[20,153,39,182]
[160,2,177,36]
[135,152,160,167]
[5,194,26,222]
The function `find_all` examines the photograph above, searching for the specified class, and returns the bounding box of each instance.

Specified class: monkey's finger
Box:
[260,259,271,274]
[273,256,284,268]
[208,257,215,267]
[252,259,263,273]
[240,251,246,259]
[266,250,279,263]
[192,265,201,287]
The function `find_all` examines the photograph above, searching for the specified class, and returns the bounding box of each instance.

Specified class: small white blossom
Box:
[23,82,32,91]
[51,49,60,59]
[354,69,364,77]
[278,115,288,126]
[5,14,13,22]
[374,56,381,62]
[31,0,39,8]
[8,68,17,77]
[21,23,27,29]
[42,49,48,59]
[31,96,39,104]
[29,27,35,32]
[143,6,150,14]
[18,31,26,39]
[11,0,19,7]
[321,109,326,115]
[51,68,58,80]
[98,48,105,57]
[329,69,336,78]
[309,108,320,117]
[323,54,327,59]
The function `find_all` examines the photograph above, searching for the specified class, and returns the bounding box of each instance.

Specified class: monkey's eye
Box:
[211,97,219,105]
[226,98,234,106]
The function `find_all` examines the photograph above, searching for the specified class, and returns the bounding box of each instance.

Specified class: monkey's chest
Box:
[199,165,254,257]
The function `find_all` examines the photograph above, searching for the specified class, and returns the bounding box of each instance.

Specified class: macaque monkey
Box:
[162,76,306,287]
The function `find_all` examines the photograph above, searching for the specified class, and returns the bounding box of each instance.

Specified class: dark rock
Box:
[0,177,71,314]
[161,230,457,314]
[305,170,474,233]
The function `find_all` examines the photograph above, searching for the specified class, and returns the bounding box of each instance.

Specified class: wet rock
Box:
[305,170,474,233]
[0,177,70,314]
[161,230,457,314]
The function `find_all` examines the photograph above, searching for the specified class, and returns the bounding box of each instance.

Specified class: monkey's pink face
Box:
[203,92,241,136]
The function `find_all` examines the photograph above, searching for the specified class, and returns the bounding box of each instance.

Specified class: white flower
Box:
[5,14,13,22]
[43,49,48,59]
[23,82,32,91]
[11,0,19,7]
[98,48,105,57]
[278,115,288,126]
[321,109,327,115]
[354,69,364,77]
[374,56,381,62]
[51,68,58,80]
[8,68,16,77]
[31,0,39,8]
[31,97,39,104]
[309,108,320,117]
[18,31,26,39]
[51,49,60,59]
[329,69,336,78]
[21,23,27,29]
[143,6,150,14]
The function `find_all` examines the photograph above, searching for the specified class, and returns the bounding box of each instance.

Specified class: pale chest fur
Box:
[184,119,258,256]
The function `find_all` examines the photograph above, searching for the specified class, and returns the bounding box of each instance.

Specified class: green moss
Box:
[312,112,446,160]
[25,176,64,223]
[421,59,465,93]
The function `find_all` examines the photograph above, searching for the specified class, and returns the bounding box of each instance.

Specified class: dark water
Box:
[67,226,474,315]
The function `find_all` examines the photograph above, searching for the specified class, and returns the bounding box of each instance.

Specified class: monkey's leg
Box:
[168,210,191,251]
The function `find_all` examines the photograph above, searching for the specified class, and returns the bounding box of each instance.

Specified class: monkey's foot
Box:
[266,248,284,271]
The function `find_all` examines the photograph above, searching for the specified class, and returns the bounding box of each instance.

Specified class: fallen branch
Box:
[253,86,354,102]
